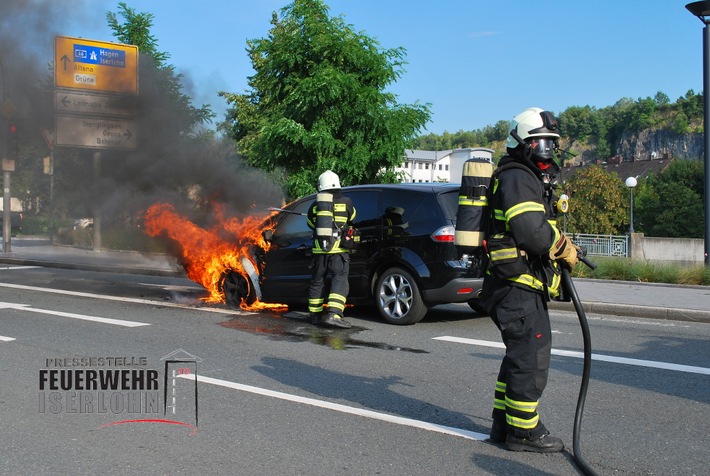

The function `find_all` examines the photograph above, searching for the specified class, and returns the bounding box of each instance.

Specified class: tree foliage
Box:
[220,0,430,198]
[634,160,704,238]
[106,2,214,136]
[564,165,627,234]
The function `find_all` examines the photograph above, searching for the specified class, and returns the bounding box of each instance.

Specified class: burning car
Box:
[219,183,485,325]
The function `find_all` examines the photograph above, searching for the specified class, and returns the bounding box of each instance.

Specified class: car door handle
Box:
[296,245,310,251]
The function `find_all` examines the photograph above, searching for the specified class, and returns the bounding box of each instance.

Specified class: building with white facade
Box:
[396,148,495,184]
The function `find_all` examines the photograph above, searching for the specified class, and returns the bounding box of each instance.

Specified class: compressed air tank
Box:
[454,158,494,250]
[314,192,336,252]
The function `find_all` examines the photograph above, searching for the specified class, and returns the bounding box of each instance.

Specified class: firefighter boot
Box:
[505,431,564,453]
[310,312,324,325]
[489,420,507,443]
[323,313,352,329]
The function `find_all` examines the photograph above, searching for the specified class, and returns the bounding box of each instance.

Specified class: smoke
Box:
[0,0,284,234]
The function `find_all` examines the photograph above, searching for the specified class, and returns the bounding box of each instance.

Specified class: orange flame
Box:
[144,202,286,311]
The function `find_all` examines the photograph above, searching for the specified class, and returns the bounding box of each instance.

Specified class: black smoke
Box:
[0,0,283,238]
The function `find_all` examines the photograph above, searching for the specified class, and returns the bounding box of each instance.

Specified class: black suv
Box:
[221,183,484,325]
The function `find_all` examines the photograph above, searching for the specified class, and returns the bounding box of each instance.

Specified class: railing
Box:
[570,233,629,258]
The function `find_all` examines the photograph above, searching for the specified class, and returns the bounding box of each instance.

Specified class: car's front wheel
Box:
[220,270,256,308]
[375,267,427,325]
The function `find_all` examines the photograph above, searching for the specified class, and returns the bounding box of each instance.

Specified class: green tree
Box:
[564,165,627,234]
[220,0,431,199]
[635,160,704,238]
[106,2,214,135]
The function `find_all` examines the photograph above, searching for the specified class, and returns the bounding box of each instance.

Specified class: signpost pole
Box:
[92,152,101,252]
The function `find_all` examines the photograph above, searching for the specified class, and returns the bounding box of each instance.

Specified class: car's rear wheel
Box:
[221,270,256,308]
[375,267,427,325]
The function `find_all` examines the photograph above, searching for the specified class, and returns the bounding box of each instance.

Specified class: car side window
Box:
[344,190,380,229]
[272,200,312,242]
[381,189,427,227]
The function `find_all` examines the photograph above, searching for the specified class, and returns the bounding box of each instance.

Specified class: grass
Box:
[572,256,710,286]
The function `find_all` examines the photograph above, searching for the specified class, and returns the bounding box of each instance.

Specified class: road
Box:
[0,264,708,475]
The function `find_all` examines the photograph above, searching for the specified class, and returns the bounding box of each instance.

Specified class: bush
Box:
[572,256,709,285]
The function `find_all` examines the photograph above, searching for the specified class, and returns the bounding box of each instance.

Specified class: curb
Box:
[0,256,184,278]
[549,301,710,324]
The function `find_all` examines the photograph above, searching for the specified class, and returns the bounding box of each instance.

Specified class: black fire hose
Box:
[561,253,598,476]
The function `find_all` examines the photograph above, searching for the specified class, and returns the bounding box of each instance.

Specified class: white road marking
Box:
[0,266,41,270]
[138,283,205,292]
[0,282,246,315]
[0,335,16,341]
[179,374,488,441]
[0,301,149,327]
[433,336,710,376]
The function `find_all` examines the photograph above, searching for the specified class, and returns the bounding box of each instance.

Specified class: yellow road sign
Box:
[55,36,138,94]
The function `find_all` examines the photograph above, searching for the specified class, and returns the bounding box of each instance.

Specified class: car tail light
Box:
[431,225,455,243]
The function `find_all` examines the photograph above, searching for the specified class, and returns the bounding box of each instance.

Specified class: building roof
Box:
[404,149,453,161]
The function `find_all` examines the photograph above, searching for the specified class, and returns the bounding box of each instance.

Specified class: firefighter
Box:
[306,170,357,329]
[481,107,579,453]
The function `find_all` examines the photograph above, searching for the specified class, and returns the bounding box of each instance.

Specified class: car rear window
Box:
[437,190,459,221]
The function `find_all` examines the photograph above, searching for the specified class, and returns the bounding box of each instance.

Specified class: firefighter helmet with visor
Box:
[505,107,560,161]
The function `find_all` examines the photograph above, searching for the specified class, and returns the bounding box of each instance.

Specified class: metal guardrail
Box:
[570,233,629,257]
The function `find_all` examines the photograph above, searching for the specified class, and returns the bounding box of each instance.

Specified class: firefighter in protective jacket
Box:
[481,107,579,453]
[306,170,356,329]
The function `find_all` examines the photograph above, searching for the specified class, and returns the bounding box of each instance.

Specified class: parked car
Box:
[0,211,23,235]
[221,183,486,325]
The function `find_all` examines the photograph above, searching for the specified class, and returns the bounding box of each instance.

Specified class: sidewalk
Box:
[1,237,709,323]
[0,237,183,277]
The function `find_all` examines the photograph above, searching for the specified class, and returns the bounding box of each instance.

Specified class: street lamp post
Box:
[625,176,637,234]
[686,1,710,266]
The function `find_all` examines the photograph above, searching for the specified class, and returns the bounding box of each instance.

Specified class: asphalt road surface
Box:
[1,265,708,475]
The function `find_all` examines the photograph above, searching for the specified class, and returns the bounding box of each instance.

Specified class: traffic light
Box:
[7,122,19,160]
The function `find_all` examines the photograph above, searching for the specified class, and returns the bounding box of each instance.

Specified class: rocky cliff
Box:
[617,129,703,161]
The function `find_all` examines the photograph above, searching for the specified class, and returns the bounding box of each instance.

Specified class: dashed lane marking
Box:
[0,301,149,327]
[433,336,710,376]
[0,282,247,315]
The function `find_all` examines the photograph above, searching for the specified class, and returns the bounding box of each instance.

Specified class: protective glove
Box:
[550,234,580,269]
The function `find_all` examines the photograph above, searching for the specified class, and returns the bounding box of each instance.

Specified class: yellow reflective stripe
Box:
[493,209,505,222]
[506,414,539,429]
[505,396,539,413]
[495,381,507,393]
[490,248,518,261]
[308,298,324,313]
[507,273,545,291]
[328,293,347,311]
[493,398,506,411]
[506,201,545,221]
[549,272,561,297]
[458,197,487,206]
[550,225,561,251]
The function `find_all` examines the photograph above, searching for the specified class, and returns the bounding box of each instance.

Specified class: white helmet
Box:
[505,107,560,160]
[317,170,341,191]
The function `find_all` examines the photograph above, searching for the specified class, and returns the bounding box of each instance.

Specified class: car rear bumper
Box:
[421,276,484,304]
